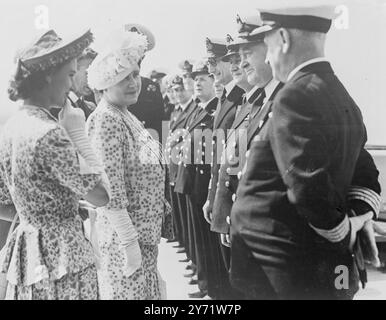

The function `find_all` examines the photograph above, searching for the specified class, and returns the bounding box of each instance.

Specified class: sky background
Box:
[0,0,385,144]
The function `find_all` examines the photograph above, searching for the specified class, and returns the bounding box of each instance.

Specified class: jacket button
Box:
[200,170,204,175]
[226,216,231,225]
[225,181,230,188]
[226,167,231,174]
[232,194,237,202]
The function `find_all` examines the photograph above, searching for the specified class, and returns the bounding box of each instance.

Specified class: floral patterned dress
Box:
[0,105,102,300]
[87,99,166,300]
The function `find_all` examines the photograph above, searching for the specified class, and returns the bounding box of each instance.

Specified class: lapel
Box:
[247,101,274,146]
[231,103,251,131]
[187,97,218,133]
[247,82,284,147]
[214,85,244,129]
[169,107,179,128]
[224,104,251,144]
[183,102,200,128]
[171,100,196,131]
[214,99,232,129]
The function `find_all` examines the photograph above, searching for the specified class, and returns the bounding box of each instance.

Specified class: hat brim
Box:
[89,66,136,91]
[220,51,238,62]
[22,29,93,72]
[171,83,184,90]
[191,71,211,79]
[249,25,275,37]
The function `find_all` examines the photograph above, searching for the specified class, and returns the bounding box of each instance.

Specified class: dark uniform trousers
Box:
[230,63,381,300]
[209,89,265,299]
[175,98,226,297]
[200,86,244,298]
[166,100,197,254]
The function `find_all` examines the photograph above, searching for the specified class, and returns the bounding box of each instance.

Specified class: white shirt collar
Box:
[224,80,237,97]
[246,85,260,102]
[199,96,216,109]
[287,57,329,82]
[179,98,193,111]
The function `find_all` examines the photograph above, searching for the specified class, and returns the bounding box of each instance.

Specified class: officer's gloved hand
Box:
[349,211,380,267]
[221,233,231,248]
[203,200,213,225]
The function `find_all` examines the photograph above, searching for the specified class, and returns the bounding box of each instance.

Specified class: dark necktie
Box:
[249,89,266,121]
[221,89,227,105]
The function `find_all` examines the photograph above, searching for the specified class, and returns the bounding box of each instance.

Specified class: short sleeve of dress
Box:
[87,113,129,210]
[0,165,12,205]
[34,126,102,197]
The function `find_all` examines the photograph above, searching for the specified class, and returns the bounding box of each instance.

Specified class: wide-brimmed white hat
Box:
[87,30,148,90]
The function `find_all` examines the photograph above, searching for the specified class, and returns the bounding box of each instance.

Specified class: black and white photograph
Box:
[0,0,386,304]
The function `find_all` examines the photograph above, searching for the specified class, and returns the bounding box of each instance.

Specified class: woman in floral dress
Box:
[0,29,110,300]
[87,29,169,300]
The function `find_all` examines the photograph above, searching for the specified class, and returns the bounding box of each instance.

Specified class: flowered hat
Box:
[12,29,93,81]
[87,30,148,90]
[124,23,155,52]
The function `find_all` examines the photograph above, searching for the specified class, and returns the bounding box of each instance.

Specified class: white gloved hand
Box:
[59,99,101,169]
[98,208,141,275]
[221,233,231,248]
[123,240,142,277]
[58,98,86,132]
[203,200,212,225]
[349,211,373,252]
[361,219,381,267]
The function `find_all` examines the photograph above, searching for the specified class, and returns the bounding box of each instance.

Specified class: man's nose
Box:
[240,59,248,70]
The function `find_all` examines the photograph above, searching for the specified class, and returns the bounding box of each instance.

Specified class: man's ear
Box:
[279,28,291,54]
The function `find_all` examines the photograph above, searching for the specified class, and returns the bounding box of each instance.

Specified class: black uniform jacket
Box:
[210,88,264,233]
[231,62,380,296]
[206,86,244,208]
[174,98,218,205]
[130,77,165,141]
[165,99,197,185]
